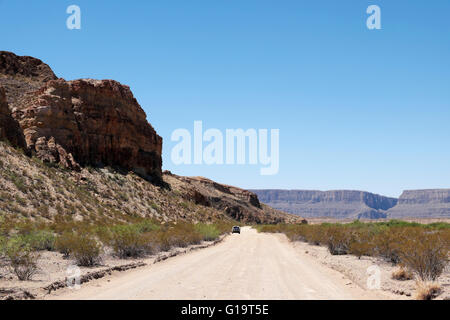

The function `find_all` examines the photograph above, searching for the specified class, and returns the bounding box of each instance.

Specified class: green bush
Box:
[69,234,102,267]
[373,228,402,264]
[4,237,40,281]
[324,226,350,255]
[23,230,56,251]
[398,229,449,281]
[107,225,149,258]
[55,232,77,258]
[195,224,220,241]
[348,230,376,258]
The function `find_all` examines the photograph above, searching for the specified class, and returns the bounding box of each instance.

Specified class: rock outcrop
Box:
[0,51,163,183]
[252,190,398,219]
[0,51,57,105]
[0,85,26,148]
[13,78,163,182]
[386,189,450,218]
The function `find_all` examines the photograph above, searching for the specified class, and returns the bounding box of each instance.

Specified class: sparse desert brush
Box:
[134,220,160,233]
[324,226,351,255]
[372,228,403,265]
[0,214,14,236]
[165,223,203,248]
[55,232,77,258]
[304,225,327,245]
[256,224,280,233]
[4,238,40,281]
[195,223,220,241]
[348,230,375,259]
[415,281,442,300]
[68,233,102,267]
[22,230,56,251]
[107,225,149,258]
[214,221,236,234]
[391,266,414,281]
[398,229,448,282]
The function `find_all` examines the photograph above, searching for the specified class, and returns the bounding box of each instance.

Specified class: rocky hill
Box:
[386,189,450,218]
[0,51,303,224]
[252,190,398,219]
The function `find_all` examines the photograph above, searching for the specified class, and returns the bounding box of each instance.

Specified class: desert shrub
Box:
[0,235,6,257]
[373,228,402,264]
[153,223,202,251]
[195,223,220,241]
[4,238,40,281]
[304,225,327,245]
[398,229,449,281]
[23,230,56,251]
[324,226,350,255]
[391,266,413,281]
[55,232,77,258]
[0,214,14,236]
[68,234,102,267]
[348,230,376,258]
[135,220,160,233]
[166,224,202,248]
[415,281,442,300]
[107,225,149,258]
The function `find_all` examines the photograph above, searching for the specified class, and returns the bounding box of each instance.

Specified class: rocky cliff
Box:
[0,85,27,148]
[0,51,162,183]
[252,189,398,219]
[13,78,163,182]
[386,189,450,218]
[0,51,57,105]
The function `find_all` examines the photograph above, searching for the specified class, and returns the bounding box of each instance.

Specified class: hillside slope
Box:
[0,141,303,224]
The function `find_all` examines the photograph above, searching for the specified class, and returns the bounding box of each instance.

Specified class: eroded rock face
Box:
[13,78,163,182]
[251,189,398,219]
[0,86,27,148]
[0,51,57,105]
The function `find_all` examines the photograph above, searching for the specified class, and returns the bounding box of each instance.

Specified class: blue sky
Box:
[1,0,449,197]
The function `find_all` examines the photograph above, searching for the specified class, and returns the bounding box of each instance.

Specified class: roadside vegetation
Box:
[256,220,450,299]
[0,215,236,279]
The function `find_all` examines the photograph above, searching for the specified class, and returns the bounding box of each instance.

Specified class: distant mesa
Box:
[251,190,397,219]
[386,189,450,218]
[252,189,450,219]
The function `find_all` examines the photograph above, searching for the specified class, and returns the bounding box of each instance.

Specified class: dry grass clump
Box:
[414,281,442,300]
[391,266,414,281]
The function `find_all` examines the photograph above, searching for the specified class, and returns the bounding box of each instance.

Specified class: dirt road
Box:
[50,227,391,300]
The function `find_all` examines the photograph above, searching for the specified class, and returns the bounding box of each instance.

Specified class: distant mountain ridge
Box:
[251,189,450,219]
[386,189,450,218]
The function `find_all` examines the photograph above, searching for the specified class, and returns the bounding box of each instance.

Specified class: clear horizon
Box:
[1,0,449,198]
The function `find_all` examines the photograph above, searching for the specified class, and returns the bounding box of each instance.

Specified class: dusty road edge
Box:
[2,234,228,300]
